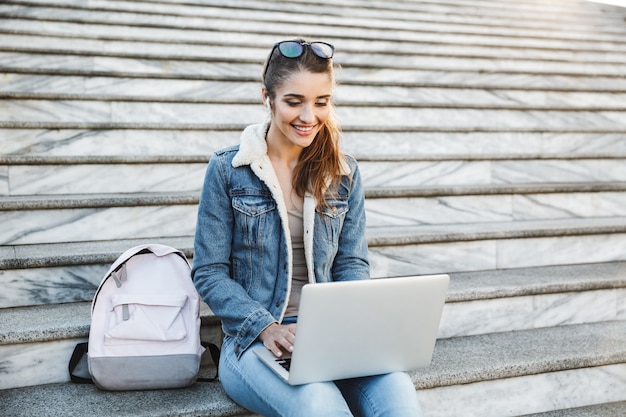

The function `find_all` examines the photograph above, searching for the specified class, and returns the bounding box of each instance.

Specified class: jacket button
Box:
[275,301,282,307]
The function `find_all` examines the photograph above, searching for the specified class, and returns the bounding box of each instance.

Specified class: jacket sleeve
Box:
[191,153,277,357]
[331,158,370,282]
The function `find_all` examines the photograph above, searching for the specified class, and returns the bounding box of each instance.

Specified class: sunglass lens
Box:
[278,41,304,58]
[311,42,334,58]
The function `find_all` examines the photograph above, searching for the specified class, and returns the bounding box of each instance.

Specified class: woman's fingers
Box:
[260,323,297,357]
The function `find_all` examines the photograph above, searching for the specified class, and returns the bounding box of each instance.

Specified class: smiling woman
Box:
[191,39,424,417]
[263,71,332,159]
[262,39,343,211]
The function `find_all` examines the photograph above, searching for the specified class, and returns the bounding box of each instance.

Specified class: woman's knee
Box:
[218,341,352,417]
[337,372,423,417]
[291,382,353,417]
[373,372,422,417]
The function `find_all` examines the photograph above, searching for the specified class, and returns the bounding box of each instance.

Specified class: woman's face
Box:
[265,70,332,151]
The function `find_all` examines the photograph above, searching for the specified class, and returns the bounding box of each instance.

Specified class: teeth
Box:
[294,125,315,132]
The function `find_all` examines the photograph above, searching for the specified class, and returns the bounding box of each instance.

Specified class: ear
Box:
[261,87,270,109]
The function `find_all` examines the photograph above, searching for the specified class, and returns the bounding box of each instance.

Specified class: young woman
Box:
[192,39,423,417]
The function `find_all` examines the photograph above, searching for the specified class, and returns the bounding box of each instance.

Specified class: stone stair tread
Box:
[414,320,626,389]
[366,216,626,246]
[367,182,626,197]
[11,0,626,29]
[0,379,253,417]
[4,99,626,131]
[10,120,623,134]
[6,0,626,32]
[1,321,625,416]
[3,38,626,79]
[0,47,622,83]
[3,262,625,345]
[520,401,626,417]
[4,19,625,60]
[5,182,626,210]
[2,0,625,45]
[4,217,626,269]
[0,237,194,269]
[0,50,260,80]
[3,128,626,160]
[1,27,624,60]
[447,261,626,302]
[4,51,626,92]
[0,302,90,345]
[0,191,200,210]
[5,159,626,197]
[4,31,626,67]
[4,73,626,110]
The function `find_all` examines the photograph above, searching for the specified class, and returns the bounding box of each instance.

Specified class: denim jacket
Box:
[192,122,370,357]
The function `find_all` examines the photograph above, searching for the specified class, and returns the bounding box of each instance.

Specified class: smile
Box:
[293,124,317,133]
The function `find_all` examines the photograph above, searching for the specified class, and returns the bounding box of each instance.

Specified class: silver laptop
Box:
[252,274,449,385]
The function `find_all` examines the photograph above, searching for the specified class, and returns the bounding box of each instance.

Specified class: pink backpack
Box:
[69,244,218,390]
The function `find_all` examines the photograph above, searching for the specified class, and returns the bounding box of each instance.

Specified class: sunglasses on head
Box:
[273,41,335,60]
[263,41,335,81]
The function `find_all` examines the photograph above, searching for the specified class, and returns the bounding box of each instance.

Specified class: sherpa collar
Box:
[231,122,271,168]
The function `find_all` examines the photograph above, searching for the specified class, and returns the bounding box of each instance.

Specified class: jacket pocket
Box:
[231,192,279,290]
[318,197,349,243]
[232,193,276,216]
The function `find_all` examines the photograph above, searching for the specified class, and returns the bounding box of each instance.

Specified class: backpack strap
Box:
[68,342,93,384]
[198,341,221,382]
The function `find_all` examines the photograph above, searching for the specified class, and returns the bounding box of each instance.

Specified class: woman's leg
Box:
[335,372,423,417]
[219,336,354,417]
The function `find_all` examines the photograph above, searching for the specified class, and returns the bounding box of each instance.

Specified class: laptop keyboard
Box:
[276,358,291,371]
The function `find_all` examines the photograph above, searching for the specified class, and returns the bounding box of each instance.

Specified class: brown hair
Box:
[262,39,344,208]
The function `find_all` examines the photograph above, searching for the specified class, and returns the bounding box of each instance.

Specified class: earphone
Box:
[265,97,271,109]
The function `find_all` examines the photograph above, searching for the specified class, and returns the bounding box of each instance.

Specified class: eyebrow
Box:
[283,94,331,100]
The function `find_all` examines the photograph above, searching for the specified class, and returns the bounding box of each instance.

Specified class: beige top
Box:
[284,206,308,317]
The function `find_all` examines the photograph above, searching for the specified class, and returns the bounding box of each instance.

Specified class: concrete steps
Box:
[522,401,626,417]
[2,0,626,415]
[3,215,626,308]
[2,261,625,389]
[2,128,625,159]
[2,0,626,44]
[2,99,626,132]
[1,321,625,416]
[6,73,626,109]
[4,184,626,245]
[3,30,626,70]
[4,157,626,196]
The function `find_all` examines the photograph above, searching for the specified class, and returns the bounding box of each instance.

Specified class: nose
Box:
[299,103,316,124]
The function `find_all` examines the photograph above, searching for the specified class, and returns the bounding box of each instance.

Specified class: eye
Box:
[315,101,329,107]
[286,101,301,107]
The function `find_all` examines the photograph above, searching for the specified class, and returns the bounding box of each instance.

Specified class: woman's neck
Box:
[266,130,303,210]
[266,129,302,168]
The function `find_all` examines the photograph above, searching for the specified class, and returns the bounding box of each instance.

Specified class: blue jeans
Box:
[219,335,424,417]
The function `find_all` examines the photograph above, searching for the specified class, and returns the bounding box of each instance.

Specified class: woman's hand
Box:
[259,322,297,358]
